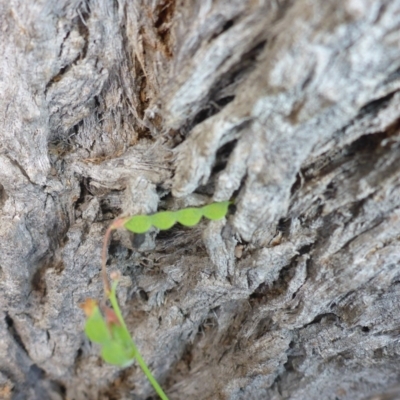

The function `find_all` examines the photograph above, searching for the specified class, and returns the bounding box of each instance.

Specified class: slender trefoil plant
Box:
[81,201,231,399]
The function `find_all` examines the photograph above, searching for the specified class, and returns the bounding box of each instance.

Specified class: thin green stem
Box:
[109,281,169,400]
[134,348,169,400]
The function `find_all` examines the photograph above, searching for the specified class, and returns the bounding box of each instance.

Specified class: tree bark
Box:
[1,1,400,399]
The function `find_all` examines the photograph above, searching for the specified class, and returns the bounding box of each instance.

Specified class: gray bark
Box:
[1,1,400,399]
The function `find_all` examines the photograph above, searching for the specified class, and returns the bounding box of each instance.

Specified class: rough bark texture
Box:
[1,1,400,399]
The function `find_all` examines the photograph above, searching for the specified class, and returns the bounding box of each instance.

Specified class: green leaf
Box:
[124,215,152,233]
[110,323,133,348]
[101,341,135,367]
[84,307,111,344]
[202,201,230,220]
[175,207,203,226]
[151,211,177,230]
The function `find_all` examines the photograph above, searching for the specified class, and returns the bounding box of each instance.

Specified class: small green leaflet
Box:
[124,201,231,233]
[202,202,230,220]
[84,306,111,344]
[124,215,152,234]
[150,211,176,230]
[101,339,135,367]
[175,208,203,226]
[83,285,136,367]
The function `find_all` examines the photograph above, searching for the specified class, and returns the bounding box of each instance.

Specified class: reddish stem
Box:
[101,217,130,296]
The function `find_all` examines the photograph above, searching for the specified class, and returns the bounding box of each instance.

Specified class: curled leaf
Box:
[80,298,98,317]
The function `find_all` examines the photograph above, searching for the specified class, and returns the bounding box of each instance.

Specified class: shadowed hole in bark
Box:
[216,95,235,108]
[108,239,125,259]
[0,183,7,210]
[304,127,400,188]
[254,248,307,303]
[209,18,236,42]
[191,96,236,127]
[249,282,268,303]
[134,51,151,123]
[218,39,267,89]
[346,130,394,158]
[221,19,234,33]
[93,95,101,119]
[358,91,396,117]
[373,348,384,359]
[31,256,65,301]
[154,0,176,57]
[290,126,400,227]
[323,181,337,200]
[131,233,146,248]
[74,178,91,215]
[284,342,306,373]
[298,244,313,256]
[197,310,219,337]
[272,264,297,293]
[31,265,48,299]
[75,347,83,363]
[155,225,182,241]
[57,30,71,58]
[138,289,149,302]
[65,120,85,150]
[5,313,28,354]
[227,202,237,216]
[253,317,273,340]
[212,139,238,174]
[290,171,303,197]
[48,120,84,152]
[99,191,123,218]
[250,252,308,305]
[56,381,67,398]
[27,364,45,383]
[45,63,73,94]
[277,217,292,237]
[189,39,267,129]
[305,312,340,326]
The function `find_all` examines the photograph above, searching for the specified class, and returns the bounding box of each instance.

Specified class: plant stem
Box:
[101,217,129,296]
[101,224,114,295]
[109,281,169,400]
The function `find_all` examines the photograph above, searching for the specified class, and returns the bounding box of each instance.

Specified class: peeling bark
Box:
[1,1,400,399]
